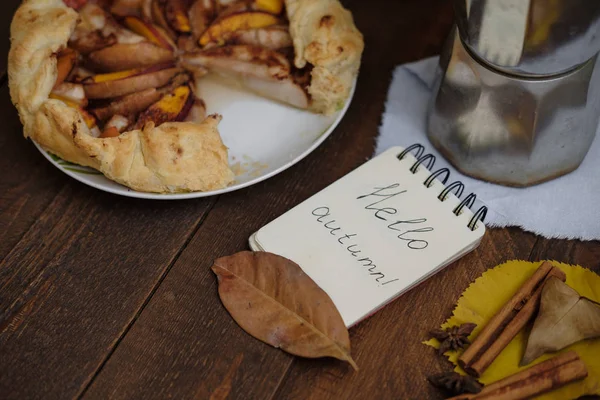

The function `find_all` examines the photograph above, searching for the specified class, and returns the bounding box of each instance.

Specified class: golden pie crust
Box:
[8,0,364,193]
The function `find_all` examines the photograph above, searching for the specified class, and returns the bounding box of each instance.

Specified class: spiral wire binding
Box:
[397,143,488,231]
[424,167,450,187]
[439,181,465,201]
[410,154,436,173]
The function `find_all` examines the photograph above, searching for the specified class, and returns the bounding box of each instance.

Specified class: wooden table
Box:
[1,1,599,399]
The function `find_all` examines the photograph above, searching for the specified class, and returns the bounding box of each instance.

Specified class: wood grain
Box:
[529,237,600,273]
[0,0,21,79]
[0,0,599,399]
[0,182,217,399]
[0,84,69,262]
[82,187,300,400]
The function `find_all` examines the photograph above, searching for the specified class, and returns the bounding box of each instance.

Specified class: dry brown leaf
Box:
[522,276,600,365]
[211,251,358,369]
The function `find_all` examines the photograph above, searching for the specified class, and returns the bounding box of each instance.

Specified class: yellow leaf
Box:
[423,260,600,399]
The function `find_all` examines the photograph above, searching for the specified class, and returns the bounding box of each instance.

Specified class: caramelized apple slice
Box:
[182,45,290,80]
[199,11,279,46]
[90,88,163,120]
[54,49,78,88]
[205,25,291,50]
[216,0,283,16]
[83,65,182,99]
[151,0,177,39]
[88,42,175,71]
[69,31,117,55]
[110,0,144,17]
[163,0,192,33]
[51,82,88,107]
[189,0,216,40]
[254,0,283,14]
[216,2,252,18]
[88,68,145,83]
[133,85,194,129]
[159,72,192,93]
[141,0,153,20]
[123,16,175,50]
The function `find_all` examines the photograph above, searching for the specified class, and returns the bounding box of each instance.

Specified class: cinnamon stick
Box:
[459,262,566,377]
[477,351,579,393]
[448,351,588,400]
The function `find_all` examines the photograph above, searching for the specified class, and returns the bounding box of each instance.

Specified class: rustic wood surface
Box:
[0,0,19,81]
[1,0,599,399]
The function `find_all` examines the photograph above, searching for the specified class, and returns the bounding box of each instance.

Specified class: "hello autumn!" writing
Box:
[309,183,434,287]
[311,206,400,286]
[356,183,433,250]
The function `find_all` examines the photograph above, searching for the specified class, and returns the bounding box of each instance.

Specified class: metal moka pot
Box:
[427,0,600,186]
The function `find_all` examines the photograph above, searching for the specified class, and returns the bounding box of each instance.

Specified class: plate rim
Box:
[33,80,357,200]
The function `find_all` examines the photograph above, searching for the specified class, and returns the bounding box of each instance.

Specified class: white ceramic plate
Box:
[34,74,356,199]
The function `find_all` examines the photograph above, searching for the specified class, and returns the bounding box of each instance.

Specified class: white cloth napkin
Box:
[376,57,600,241]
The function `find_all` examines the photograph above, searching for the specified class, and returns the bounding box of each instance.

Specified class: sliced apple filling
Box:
[53,2,207,141]
[4,0,364,196]
[142,0,312,109]
[180,0,312,109]
[55,0,314,137]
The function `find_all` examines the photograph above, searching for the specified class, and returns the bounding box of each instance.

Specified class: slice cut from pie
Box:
[8,0,364,193]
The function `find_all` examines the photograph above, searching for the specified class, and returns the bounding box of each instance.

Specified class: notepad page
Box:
[251,146,486,327]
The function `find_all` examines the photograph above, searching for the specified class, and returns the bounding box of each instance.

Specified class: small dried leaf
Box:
[522,277,600,365]
[212,251,358,369]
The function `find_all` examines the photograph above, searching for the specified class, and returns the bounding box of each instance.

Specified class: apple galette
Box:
[8,0,364,193]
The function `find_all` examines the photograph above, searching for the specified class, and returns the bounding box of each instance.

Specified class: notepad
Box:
[249,145,487,328]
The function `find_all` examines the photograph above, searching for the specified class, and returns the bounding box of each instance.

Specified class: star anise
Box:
[430,323,477,355]
[428,371,483,396]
